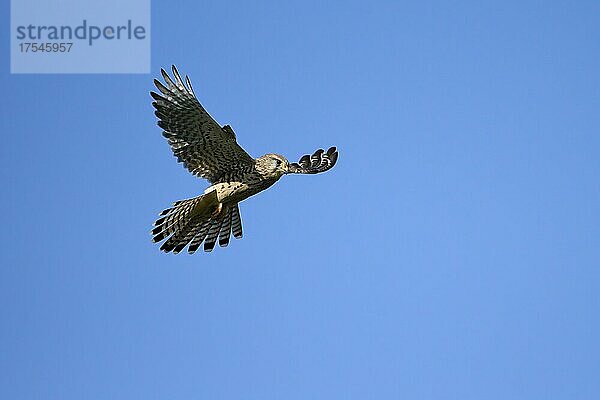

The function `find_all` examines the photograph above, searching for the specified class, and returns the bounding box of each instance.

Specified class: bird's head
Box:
[256,153,290,178]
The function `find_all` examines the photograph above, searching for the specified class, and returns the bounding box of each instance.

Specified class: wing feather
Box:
[151,65,254,183]
[288,147,339,174]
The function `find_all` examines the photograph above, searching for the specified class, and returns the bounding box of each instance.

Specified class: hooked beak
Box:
[285,163,298,174]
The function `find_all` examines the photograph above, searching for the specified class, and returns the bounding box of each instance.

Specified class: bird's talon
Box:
[211,203,223,218]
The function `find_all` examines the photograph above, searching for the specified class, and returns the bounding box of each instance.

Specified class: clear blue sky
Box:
[2,1,599,399]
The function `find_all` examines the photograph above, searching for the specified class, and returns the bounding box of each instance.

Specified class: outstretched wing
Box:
[151,65,255,183]
[288,147,338,174]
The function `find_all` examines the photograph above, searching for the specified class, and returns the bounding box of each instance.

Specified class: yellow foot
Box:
[211,203,223,218]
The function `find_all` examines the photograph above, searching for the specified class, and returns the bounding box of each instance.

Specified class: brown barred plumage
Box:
[151,66,338,254]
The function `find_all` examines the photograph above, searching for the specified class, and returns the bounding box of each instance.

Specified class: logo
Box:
[11,0,150,74]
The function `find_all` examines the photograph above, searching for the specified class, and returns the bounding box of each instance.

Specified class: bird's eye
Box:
[274,159,281,166]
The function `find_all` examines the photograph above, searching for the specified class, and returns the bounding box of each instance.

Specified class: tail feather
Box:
[168,218,206,254]
[159,217,199,253]
[203,217,224,252]
[187,221,212,254]
[231,204,243,239]
[218,210,232,247]
[152,192,244,254]
[151,192,215,244]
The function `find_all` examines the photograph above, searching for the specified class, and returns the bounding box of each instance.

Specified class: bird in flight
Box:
[150,66,338,254]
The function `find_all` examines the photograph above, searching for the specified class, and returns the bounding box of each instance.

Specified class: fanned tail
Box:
[151,192,243,254]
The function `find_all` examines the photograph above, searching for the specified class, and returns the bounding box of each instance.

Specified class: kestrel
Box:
[151,66,338,254]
